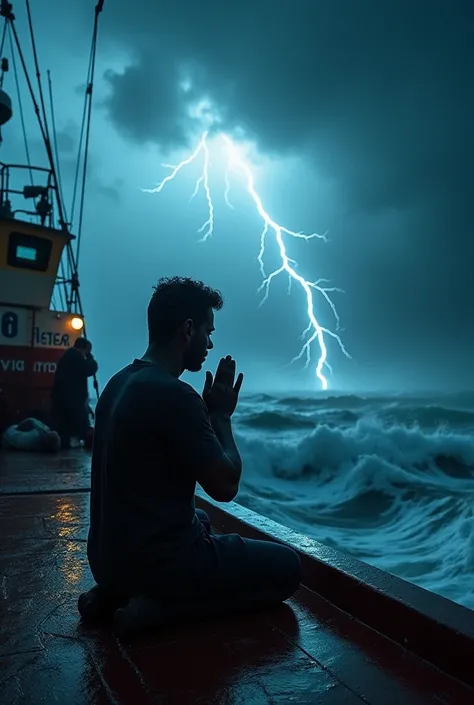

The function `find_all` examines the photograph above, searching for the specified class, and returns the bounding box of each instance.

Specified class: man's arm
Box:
[65,349,98,378]
[83,354,98,377]
[207,412,242,493]
[163,385,242,503]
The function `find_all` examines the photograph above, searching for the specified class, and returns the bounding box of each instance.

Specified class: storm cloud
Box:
[96,0,474,388]
[13,0,471,390]
[102,1,473,214]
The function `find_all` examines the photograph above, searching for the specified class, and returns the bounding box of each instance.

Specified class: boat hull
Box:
[0,307,84,429]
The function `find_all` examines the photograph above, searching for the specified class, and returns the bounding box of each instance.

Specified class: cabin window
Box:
[7,232,53,271]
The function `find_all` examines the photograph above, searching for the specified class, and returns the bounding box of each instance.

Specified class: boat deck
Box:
[1,450,474,704]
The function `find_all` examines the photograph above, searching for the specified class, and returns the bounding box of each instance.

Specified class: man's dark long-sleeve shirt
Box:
[87,359,224,590]
[52,348,98,406]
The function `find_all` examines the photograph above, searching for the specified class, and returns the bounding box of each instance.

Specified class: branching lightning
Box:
[144,131,350,389]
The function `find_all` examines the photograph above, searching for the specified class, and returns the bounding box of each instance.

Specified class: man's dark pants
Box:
[134,508,302,624]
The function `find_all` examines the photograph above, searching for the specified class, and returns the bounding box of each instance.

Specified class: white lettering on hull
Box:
[0,359,25,372]
[33,327,70,348]
[0,360,57,373]
[33,361,57,373]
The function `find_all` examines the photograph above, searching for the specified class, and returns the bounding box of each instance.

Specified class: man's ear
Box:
[182,318,195,342]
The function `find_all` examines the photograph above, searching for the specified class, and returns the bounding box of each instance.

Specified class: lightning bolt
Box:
[144,131,350,389]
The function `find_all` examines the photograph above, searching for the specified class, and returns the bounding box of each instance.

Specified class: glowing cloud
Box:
[145,131,350,389]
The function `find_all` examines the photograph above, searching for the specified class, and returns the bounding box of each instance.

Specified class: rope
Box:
[69,90,88,228]
[47,69,68,224]
[46,67,70,312]
[25,0,52,161]
[72,0,104,269]
[7,23,33,183]
[0,17,7,58]
[9,11,72,304]
[9,2,66,231]
[10,7,77,309]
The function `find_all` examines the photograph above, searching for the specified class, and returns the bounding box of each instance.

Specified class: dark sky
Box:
[4,1,473,393]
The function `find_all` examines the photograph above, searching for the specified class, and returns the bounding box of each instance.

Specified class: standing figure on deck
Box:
[51,338,98,448]
[79,276,301,635]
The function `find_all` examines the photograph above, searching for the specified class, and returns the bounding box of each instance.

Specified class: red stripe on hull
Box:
[0,345,65,428]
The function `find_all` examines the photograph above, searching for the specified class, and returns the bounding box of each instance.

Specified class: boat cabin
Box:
[0,166,84,429]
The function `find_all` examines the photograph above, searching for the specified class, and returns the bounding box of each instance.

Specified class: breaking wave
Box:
[233,391,474,610]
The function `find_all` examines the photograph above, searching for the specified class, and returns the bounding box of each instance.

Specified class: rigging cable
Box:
[7,23,33,183]
[74,0,104,398]
[1,5,69,308]
[25,0,77,299]
[6,5,74,306]
[0,15,7,56]
[8,15,69,230]
[8,1,76,302]
[25,0,52,173]
[46,69,69,309]
[0,18,7,145]
[47,70,67,224]
[46,69,69,305]
[2,1,103,392]
[73,0,104,270]
[69,80,88,230]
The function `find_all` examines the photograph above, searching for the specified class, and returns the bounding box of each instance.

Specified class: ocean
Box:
[232,390,474,610]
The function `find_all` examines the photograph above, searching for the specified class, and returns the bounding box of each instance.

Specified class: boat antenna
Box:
[70,0,104,270]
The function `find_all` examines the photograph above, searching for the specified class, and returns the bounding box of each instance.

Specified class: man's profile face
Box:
[183,308,215,372]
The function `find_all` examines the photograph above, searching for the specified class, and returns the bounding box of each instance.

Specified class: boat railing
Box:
[0,161,60,230]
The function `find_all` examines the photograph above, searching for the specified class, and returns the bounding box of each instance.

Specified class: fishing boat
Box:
[1,3,474,704]
[0,0,98,432]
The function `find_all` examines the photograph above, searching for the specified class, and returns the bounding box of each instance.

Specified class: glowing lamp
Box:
[71,317,84,331]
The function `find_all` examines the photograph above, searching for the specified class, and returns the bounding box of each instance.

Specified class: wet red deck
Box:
[1,450,474,704]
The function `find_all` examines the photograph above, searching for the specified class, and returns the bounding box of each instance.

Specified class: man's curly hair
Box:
[147,276,224,344]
